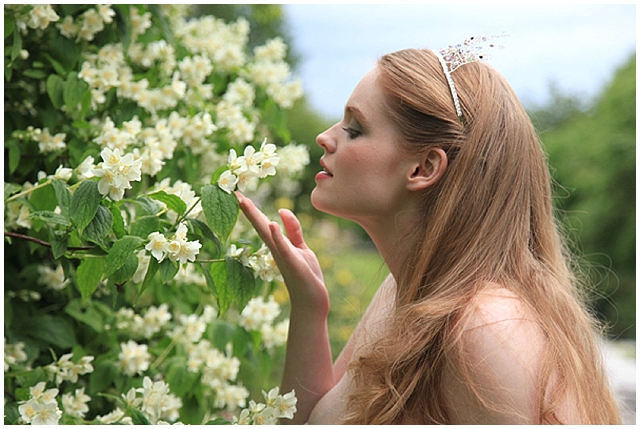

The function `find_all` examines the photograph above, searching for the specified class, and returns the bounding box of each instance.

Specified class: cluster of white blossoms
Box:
[239,295,281,332]
[115,304,173,339]
[44,353,95,386]
[218,139,280,194]
[234,387,297,425]
[152,178,203,221]
[29,126,67,154]
[92,147,143,201]
[4,338,28,371]
[37,263,70,291]
[61,387,92,419]
[18,382,63,425]
[228,243,284,284]
[56,4,115,42]
[118,340,152,376]
[145,222,202,265]
[185,341,248,411]
[122,376,182,424]
[245,37,304,109]
[6,4,60,34]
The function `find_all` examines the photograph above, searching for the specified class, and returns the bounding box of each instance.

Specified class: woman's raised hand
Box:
[236,193,329,315]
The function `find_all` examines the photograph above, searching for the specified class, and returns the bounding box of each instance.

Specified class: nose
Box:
[316,124,337,153]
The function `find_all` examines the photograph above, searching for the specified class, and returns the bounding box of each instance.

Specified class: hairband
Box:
[434,34,507,121]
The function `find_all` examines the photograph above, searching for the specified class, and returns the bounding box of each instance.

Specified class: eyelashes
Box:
[342,127,362,139]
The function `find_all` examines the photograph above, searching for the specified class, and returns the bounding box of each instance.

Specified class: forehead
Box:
[345,67,386,121]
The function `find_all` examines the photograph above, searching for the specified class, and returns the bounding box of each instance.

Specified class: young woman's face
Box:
[311,67,418,227]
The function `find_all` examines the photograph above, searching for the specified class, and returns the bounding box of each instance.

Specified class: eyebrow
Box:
[345,105,367,124]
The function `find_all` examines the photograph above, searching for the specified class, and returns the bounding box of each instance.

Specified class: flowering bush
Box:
[4,4,309,425]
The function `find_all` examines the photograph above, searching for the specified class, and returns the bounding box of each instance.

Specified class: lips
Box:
[319,159,333,177]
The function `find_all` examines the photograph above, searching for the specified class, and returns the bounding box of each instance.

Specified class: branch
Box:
[4,231,95,251]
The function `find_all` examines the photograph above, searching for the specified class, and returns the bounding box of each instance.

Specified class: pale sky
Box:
[284,4,636,119]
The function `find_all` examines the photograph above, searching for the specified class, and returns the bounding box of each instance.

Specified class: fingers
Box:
[279,209,307,249]
[236,192,275,246]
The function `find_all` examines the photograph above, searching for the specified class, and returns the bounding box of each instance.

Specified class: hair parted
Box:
[341,48,620,424]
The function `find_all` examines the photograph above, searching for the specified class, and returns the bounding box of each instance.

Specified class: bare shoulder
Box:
[443,285,547,424]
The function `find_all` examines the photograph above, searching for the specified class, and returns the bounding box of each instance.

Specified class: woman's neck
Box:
[360,207,422,283]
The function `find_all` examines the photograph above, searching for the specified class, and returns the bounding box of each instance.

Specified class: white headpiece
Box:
[435,34,507,121]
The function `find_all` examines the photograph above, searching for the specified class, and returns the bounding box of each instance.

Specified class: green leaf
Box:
[110,252,138,285]
[4,182,21,199]
[46,74,65,109]
[43,53,67,75]
[129,215,160,239]
[70,180,103,234]
[104,235,144,278]
[23,69,47,79]
[109,204,126,239]
[201,184,239,243]
[129,407,151,425]
[226,257,257,313]
[209,261,231,315]
[76,257,105,301]
[5,15,15,39]
[147,190,187,215]
[7,140,20,173]
[65,299,105,333]
[138,256,160,298]
[51,179,72,218]
[63,72,90,112]
[90,360,118,396]
[83,205,113,246]
[51,236,68,260]
[165,358,199,397]
[27,210,69,226]
[31,182,57,211]
[158,258,179,284]
[10,27,22,62]
[23,314,76,349]
[188,218,221,257]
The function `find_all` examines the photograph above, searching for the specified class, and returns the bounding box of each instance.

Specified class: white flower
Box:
[35,128,66,153]
[53,165,73,182]
[277,144,310,175]
[96,4,116,24]
[118,340,151,376]
[145,232,168,262]
[61,387,91,418]
[30,401,63,425]
[254,37,287,63]
[249,244,283,283]
[97,407,133,424]
[4,338,28,370]
[93,147,142,201]
[57,15,78,38]
[37,264,70,291]
[5,201,33,230]
[239,295,281,332]
[27,5,60,31]
[18,381,63,425]
[45,353,94,385]
[135,376,183,424]
[76,155,96,179]
[217,170,239,194]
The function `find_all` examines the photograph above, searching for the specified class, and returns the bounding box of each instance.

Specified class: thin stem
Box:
[173,196,202,228]
[5,179,51,202]
[4,231,95,251]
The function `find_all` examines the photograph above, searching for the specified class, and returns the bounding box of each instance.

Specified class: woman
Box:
[237,44,621,424]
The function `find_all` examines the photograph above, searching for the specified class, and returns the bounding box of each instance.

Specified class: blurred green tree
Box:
[532,54,636,339]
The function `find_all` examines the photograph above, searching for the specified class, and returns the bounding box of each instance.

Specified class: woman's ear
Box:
[406,148,448,191]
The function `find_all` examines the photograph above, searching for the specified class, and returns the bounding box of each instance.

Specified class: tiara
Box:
[435,34,507,120]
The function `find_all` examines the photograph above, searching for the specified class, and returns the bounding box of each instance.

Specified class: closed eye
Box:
[342,127,362,139]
